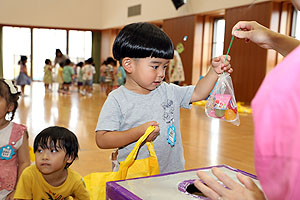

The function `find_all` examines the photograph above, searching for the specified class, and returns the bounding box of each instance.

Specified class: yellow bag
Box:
[84,126,159,200]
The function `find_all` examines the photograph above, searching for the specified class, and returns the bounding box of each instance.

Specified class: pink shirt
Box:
[251,45,300,200]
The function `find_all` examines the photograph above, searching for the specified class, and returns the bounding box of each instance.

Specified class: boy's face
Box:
[35,142,72,175]
[127,57,170,94]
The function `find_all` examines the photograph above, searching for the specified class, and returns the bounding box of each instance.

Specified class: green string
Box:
[223,29,240,75]
[225,35,235,63]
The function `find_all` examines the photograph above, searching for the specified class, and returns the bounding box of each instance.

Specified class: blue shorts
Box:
[99,76,106,83]
[83,79,93,86]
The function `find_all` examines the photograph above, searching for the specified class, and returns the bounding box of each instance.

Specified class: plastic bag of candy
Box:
[205,72,240,126]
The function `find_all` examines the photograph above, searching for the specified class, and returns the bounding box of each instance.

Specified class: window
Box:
[212,18,225,58]
[33,28,67,81]
[2,27,31,80]
[68,30,92,64]
[291,8,300,39]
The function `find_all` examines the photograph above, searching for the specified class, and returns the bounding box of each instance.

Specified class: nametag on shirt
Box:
[167,124,176,147]
[0,145,15,160]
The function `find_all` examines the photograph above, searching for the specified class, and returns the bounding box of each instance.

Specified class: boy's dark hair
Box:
[86,57,94,64]
[76,62,84,67]
[106,57,117,66]
[113,22,174,64]
[0,79,21,121]
[65,59,71,66]
[34,126,79,168]
[45,59,51,65]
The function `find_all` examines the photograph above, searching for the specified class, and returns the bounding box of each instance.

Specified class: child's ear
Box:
[66,155,74,164]
[7,103,15,113]
[122,57,133,73]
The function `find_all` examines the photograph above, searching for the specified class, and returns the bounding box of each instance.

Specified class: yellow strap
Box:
[118,126,157,178]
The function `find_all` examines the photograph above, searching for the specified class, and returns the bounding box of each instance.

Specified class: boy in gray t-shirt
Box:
[95,22,233,174]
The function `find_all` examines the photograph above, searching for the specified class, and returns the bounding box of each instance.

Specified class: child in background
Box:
[104,57,116,96]
[76,62,84,93]
[95,22,232,174]
[43,59,53,92]
[117,65,126,87]
[99,60,107,92]
[14,126,90,200]
[0,79,30,200]
[81,58,95,96]
[62,59,74,94]
[16,56,31,95]
[57,63,64,93]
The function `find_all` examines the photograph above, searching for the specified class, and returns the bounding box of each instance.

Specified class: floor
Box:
[15,82,255,177]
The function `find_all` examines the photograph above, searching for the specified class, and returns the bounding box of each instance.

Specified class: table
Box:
[106,165,261,200]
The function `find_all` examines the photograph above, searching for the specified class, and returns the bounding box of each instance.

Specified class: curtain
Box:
[92,31,101,83]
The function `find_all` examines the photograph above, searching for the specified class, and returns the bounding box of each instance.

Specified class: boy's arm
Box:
[190,67,218,103]
[96,121,159,149]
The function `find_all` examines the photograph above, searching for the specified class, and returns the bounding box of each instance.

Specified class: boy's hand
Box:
[212,55,233,74]
[137,121,160,142]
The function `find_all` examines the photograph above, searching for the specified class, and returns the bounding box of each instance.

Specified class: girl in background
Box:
[0,79,30,200]
[16,56,31,95]
[57,62,64,93]
[43,59,53,92]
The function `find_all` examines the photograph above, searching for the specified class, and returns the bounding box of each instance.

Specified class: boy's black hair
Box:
[76,62,84,67]
[45,59,51,65]
[106,57,117,66]
[34,126,79,168]
[65,59,71,66]
[113,22,174,64]
[86,57,94,64]
[0,79,21,121]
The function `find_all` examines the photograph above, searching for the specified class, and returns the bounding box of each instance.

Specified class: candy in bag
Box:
[205,72,240,126]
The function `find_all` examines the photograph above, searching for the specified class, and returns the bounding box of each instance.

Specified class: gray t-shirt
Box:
[96,82,194,174]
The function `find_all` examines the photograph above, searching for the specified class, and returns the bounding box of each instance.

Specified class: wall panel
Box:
[163,15,197,85]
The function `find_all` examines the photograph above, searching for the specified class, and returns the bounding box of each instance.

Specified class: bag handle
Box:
[118,126,158,178]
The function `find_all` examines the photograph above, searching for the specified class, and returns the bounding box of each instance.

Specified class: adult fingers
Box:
[231,21,256,34]
[196,170,228,197]
[211,167,240,190]
[194,179,222,200]
[237,173,258,191]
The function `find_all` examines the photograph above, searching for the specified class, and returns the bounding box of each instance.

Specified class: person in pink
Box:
[193,1,300,199]
[0,79,30,200]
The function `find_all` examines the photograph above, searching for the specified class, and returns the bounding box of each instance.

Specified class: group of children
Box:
[1,22,232,199]
[99,56,126,96]
[43,57,96,96]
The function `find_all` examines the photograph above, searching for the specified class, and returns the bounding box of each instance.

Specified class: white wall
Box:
[0,0,270,30]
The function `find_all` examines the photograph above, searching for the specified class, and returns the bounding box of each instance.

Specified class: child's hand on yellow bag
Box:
[137,121,160,142]
[145,125,160,142]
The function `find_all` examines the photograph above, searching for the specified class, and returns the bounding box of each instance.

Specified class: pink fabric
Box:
[0,123,26,191]
[251,45,300,200]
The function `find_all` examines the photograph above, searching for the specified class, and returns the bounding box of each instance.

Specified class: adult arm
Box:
[232,21,300,57]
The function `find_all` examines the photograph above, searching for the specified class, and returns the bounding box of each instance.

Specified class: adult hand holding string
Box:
[232,21,300,56]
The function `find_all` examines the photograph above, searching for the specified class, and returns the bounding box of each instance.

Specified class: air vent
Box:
[128,4,141,17]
